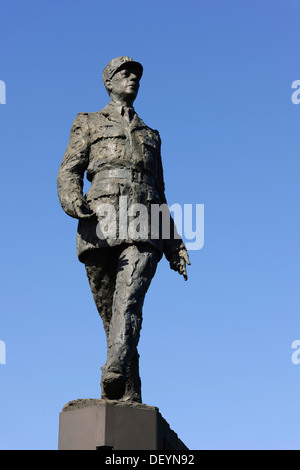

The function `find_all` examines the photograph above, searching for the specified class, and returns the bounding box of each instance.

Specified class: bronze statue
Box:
[57,57,190,403]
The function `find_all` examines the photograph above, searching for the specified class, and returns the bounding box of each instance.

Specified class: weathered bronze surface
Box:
[57,57,190,402]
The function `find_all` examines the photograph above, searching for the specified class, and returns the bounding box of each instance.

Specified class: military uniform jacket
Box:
[57,102,183,263]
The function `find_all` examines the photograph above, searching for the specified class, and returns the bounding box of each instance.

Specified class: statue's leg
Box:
[85,249,117,338]
[102,244,159,401]
[123,350,142,402]
[84,249,119,399]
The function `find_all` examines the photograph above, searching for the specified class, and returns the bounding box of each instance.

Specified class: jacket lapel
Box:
[101,103,123,125]
[101,102,148,132]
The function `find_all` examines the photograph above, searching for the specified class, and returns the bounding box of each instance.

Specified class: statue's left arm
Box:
[155,133,191,281]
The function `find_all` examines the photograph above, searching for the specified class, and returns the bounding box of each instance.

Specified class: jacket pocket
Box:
[90,125,126,144]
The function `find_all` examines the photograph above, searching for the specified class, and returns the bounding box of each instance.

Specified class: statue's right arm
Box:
[57,113,94,219]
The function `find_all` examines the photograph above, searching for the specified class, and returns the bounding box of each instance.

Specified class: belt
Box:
[95,169,155,186]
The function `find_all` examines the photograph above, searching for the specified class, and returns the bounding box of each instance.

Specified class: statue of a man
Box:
[57,57,190,403]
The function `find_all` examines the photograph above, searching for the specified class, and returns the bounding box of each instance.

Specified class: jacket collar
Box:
[101,102,147,130]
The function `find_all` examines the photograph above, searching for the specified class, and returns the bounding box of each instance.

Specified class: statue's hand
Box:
[72,196,95,219]
[169,246,191,281]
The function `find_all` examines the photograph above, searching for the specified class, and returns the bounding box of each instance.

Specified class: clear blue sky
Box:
[1,0,300,450]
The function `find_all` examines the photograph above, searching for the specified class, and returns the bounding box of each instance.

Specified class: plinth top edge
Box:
[61,398,159,412]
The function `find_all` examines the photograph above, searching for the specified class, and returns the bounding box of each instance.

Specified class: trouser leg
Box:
[84,244,160,401]
[85,249,120,399]
[85,249,117,342]
[103,244,159,400]
[123,350,142,402]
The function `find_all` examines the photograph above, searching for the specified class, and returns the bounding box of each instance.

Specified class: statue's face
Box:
[109,66,140,104]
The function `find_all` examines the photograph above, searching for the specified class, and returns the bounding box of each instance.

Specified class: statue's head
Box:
[103,56,143,105]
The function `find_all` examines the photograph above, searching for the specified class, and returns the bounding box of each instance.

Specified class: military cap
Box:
[102,56,143,86]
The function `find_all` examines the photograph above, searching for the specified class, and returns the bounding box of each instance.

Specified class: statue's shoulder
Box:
[136,115,161,139]
[69,112,89,132]
[148,125,160,137]
[143,121,161,143]
[85,106,111,124]
[73,111,89,121]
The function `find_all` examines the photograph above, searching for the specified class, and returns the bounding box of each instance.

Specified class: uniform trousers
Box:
[84,243,160,401]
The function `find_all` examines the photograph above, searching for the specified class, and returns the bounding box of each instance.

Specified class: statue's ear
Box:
[105,79,112,95]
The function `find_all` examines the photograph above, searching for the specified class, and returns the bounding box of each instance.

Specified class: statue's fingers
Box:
[179,248,190,265]
[178,261,188,281]
[180,257,189,280]
[183,251,191,265]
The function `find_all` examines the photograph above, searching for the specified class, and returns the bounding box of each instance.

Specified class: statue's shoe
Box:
[101,370,126,400]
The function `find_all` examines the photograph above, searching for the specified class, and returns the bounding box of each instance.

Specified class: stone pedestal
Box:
[58,399,188,450]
